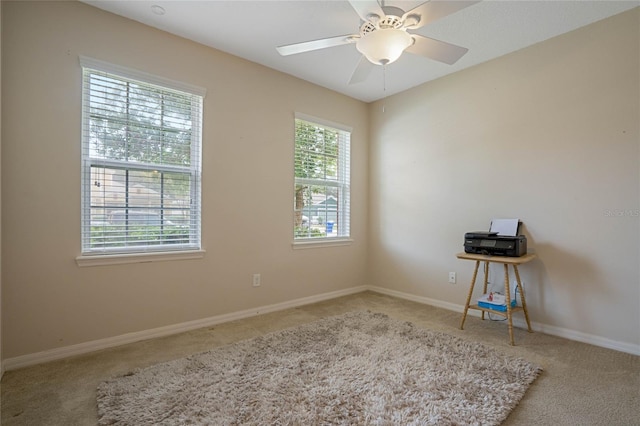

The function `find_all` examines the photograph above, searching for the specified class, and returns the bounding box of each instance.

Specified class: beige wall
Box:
[1,1,368,358]
[369,8,639,348]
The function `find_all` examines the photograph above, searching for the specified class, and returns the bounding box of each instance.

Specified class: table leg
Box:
[513,265,532,332]
[482,261,489,320]
[460,260,480,330]
[504,264,515,346]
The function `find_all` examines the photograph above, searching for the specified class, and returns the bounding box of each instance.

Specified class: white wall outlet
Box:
[448,272,456,284]
[252,273,261,287]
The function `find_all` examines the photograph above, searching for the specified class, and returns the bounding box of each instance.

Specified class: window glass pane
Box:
[87,75,194,167]
[294,183,344,239]
[89,166,192,250]
[294,121,339,181]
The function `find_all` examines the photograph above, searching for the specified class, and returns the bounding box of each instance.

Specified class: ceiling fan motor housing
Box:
[360,5,407,34]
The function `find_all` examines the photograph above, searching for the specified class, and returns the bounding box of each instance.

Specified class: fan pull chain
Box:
[382,65,387,113]
[383,64,387,93]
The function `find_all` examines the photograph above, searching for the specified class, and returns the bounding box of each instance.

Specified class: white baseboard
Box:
[4,284,638,371]
[367,286,640,356]
[2,285,367,371]
[368,286,473,315]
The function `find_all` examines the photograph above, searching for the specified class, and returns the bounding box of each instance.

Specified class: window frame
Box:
[293,113,352,247]
[77,57,206,265]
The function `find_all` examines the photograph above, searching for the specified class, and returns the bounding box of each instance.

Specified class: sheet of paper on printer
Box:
[490,218,520,236]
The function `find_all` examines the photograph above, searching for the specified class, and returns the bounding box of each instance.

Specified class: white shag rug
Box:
[97,311,541,425]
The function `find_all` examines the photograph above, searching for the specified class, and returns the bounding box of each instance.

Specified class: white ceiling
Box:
[82,0,638,103]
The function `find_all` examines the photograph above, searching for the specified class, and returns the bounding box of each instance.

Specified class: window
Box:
[80,57,204,256]
[294,114,351,241]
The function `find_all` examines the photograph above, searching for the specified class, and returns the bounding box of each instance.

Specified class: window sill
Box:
[292,238,353,249]
[76,249,206,267]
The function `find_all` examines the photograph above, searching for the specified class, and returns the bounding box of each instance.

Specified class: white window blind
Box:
[294,114,351,240]
[80,57,204,255]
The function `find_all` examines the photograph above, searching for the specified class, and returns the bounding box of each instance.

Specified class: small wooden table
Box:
[457,252,536,345]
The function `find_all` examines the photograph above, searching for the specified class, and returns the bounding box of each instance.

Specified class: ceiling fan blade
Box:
[277,34,357,56]
[348,55,374,85]
[402,1,480,30]
[348,0,385,22]
[405,34,469,65]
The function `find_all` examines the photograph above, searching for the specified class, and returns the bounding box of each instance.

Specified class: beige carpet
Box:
[97,311,541,425]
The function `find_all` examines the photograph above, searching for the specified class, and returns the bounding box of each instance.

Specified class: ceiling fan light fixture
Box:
[356,28,413,65]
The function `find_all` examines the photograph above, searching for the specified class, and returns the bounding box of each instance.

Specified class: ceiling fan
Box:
[277,0,480,84]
